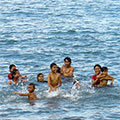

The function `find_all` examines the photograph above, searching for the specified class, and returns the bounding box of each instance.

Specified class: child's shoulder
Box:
[70,66,74,69]
[61,65,65,68]
[56,72,61,76]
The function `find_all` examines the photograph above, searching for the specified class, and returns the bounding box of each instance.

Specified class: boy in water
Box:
[8,64,27,79]
[48,63,62,92]
[8,64,16,79]
[8,69,26,85]
[37,73,47,82]
[97,67,114,87]
[8,69,20,85]
[37,73,44,82]
[61,57,74,77]
[13,83,37,100]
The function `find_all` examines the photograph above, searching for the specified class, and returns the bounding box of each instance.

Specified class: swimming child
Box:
[97,67,114,87]
[8,64,27,79]
[8,64,16,79]
[91,64,102,87]
[48,63,62,92]
[13,83,37,100]
[8,69,26,85]
[61,57,74,77]
[37,73,47,82]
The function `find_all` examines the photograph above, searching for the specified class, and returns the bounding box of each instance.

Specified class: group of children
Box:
[91,64,114,88]
[8,58,114,101]
[8,57,78,100]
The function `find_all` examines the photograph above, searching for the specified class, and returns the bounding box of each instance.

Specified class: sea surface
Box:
[0,0,120,120]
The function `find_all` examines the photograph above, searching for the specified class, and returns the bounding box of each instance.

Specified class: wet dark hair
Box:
[9,64,16,70]
[50,63,57,69]
[73,80,79,85]
[29,83,35,89]
[11,69,19,79]
[64,57,71,63]
[57,66,61,73]
[94,64,102,70]
[101,67,108,72]
[37,73,44,81]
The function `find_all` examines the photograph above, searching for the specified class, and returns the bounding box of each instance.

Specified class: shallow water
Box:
[0,0,120,119]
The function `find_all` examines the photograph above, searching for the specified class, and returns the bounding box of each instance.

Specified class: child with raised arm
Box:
[97,67,114,87]
[13,83,37,100]
[8,64,27,79]
[8,69,26,85]
[48,63,62,92]
[61,57,74,77]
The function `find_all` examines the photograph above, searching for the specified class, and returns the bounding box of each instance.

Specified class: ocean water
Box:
[0,0,120,119]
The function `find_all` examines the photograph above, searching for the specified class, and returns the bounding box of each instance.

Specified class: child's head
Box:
[37,73,44,82]
[28,83,35,93]
[94,64,101,75]
[73,80,80,86]
[64,57,71,66]
[50,63,57,73]
[9,64,16,72]
[57,66,61,73]
[11,69,20,79]
[101,67,108,75]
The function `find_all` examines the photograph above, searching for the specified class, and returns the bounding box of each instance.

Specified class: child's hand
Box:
[8,80,12,85]
[110,81,113,85]
[22,75,27,79]
[21,80,27,83]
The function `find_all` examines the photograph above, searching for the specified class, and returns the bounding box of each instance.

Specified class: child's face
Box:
[51,65,57,73]
[38,74,44,82]
[94,66,101,74]
[14,71,20,79]
[28,85,35,93]
[10,66,16,72]
[64,59,71,66]
[102,70,108,75]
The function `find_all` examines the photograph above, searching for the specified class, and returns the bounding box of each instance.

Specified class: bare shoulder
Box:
[61,65,65,68]
[57,73,61,76]
[70,66,74,70]
[48,73,51,77]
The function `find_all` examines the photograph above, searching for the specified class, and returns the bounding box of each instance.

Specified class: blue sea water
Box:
[0,0,120,119]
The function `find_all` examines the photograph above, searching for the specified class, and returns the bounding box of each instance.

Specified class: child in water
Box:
[13,83,37,100]
[37,73,44,82]
[8,69,26,85]
[8,64,27,79]
[48,63,62,92]
[8,64,16,79]
[37,73,47,83]
[61,57,74,77]
[97,67,114,87]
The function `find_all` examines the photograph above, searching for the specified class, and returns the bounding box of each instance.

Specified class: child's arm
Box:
[13,92,29,96]
[97,74,105,79]
[19,75,27,79]
[104,75,114,85]
[91,79,99,87]
[55,74,62,89]
[60,66,64,76]
[61,67,74,77]
[8,80,12,85]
